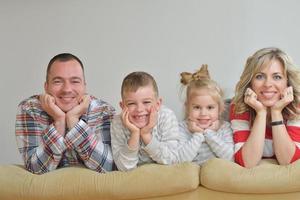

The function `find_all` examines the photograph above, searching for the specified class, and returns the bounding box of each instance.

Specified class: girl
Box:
[178,65,234,165]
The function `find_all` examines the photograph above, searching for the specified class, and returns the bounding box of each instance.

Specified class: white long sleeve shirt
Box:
[178,120,234,165]
[111,106,181,171]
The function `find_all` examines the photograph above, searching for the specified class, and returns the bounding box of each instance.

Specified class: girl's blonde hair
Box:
[233,47,300,121]
[180,64,225,119]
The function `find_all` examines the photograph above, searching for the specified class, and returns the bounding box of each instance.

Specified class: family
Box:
[15,47,300,174]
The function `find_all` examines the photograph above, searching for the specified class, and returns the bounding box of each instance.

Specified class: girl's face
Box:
[250,59,288,107]
[121,85,161,128]
[186,88,220,129]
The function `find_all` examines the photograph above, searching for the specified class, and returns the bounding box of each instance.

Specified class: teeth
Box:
[261,92,275,99]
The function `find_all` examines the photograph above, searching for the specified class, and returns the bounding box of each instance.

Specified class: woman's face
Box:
[250,59,288,107]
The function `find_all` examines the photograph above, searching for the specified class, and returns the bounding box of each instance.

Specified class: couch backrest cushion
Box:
[0,162,199,200]
[200,158,300,194]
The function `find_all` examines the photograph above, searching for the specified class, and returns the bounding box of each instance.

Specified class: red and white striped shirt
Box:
[230,104,300,166]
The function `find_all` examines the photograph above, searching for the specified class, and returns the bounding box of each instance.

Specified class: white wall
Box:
[1,0,300,164]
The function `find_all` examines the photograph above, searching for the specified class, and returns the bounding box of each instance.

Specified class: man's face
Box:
[44,59,86,112]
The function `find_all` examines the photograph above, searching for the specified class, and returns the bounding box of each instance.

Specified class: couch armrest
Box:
[201,158,300,194]
[0,162,199,200]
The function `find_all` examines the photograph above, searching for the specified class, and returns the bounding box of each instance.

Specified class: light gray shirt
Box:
[178,120,234,165]
[111,106,181,171]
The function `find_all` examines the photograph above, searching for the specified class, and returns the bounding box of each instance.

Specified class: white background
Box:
[1,0,300,164]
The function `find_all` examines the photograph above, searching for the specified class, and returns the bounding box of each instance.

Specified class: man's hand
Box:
[66,95,91,130]
[40,94,65,135]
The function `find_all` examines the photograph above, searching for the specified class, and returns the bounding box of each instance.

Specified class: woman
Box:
[230,47,300,168]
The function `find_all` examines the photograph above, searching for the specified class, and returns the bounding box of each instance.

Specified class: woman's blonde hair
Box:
[233,47,300,121]
[180,65,225,119]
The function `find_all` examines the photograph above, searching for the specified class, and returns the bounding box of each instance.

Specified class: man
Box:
[15,53,115,174]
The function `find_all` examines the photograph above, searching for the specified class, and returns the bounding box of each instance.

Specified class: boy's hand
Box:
[141,107,158,144]
[39,94,65,135]
[187,119,204,133]
[244,88,266,113]
[121,108,140,135]
[66,95,91,129]
[272,86,294,112]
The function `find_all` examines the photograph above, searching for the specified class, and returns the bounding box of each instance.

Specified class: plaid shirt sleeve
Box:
[15,96,67,174]
[64,98,116,172]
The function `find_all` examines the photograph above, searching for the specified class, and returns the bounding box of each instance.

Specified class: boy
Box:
[111,71,181,171]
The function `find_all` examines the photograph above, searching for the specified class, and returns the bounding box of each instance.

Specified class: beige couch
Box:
[1,158,300,200]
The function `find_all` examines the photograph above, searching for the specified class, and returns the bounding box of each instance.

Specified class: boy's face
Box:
[120,85,161,128]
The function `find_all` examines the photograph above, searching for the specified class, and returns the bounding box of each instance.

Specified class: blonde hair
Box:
[233,47,300,121]
[121,71,159,98]
[180,65,225,119]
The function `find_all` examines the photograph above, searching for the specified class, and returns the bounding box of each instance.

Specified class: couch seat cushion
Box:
[200,158,300,194]
[0,162,199,200]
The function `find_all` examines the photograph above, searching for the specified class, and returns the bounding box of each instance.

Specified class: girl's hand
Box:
[187,119,204,133]
[207,120,220,131]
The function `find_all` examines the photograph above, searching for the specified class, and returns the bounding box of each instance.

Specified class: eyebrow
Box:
[51,76,83,80]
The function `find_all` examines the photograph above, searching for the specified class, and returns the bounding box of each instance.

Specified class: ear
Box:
[119,101,124,109]
[155,97,162,110]
[44,82,48,93]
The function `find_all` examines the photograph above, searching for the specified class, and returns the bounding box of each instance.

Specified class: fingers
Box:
[283,86,293,99]
[244,88,257,99]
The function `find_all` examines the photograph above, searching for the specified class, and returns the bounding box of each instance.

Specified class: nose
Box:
[136,103,144,112]
[264,77,273,87]
[200,109,207,115]
[62,81,72,92]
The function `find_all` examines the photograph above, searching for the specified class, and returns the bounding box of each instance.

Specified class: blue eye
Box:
[273,75,282,80]
[255,74,264,80]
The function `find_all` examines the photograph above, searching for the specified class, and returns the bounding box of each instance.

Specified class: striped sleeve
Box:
[111,115,140,171]
[287,119,300,163]
[204,121,234,161]
[15,100,66,174]
[229,104,251,166]
[177,121,205,163]
[143,106,181,164]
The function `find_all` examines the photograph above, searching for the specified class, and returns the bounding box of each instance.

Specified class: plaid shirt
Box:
[15,95,115,174]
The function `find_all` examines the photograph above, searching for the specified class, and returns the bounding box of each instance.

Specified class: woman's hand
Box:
[272,86,294,113]
[244,88,266,113]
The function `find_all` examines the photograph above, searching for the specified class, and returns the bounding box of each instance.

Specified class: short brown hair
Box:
[46,53,85,82]
[121,71,159,98]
